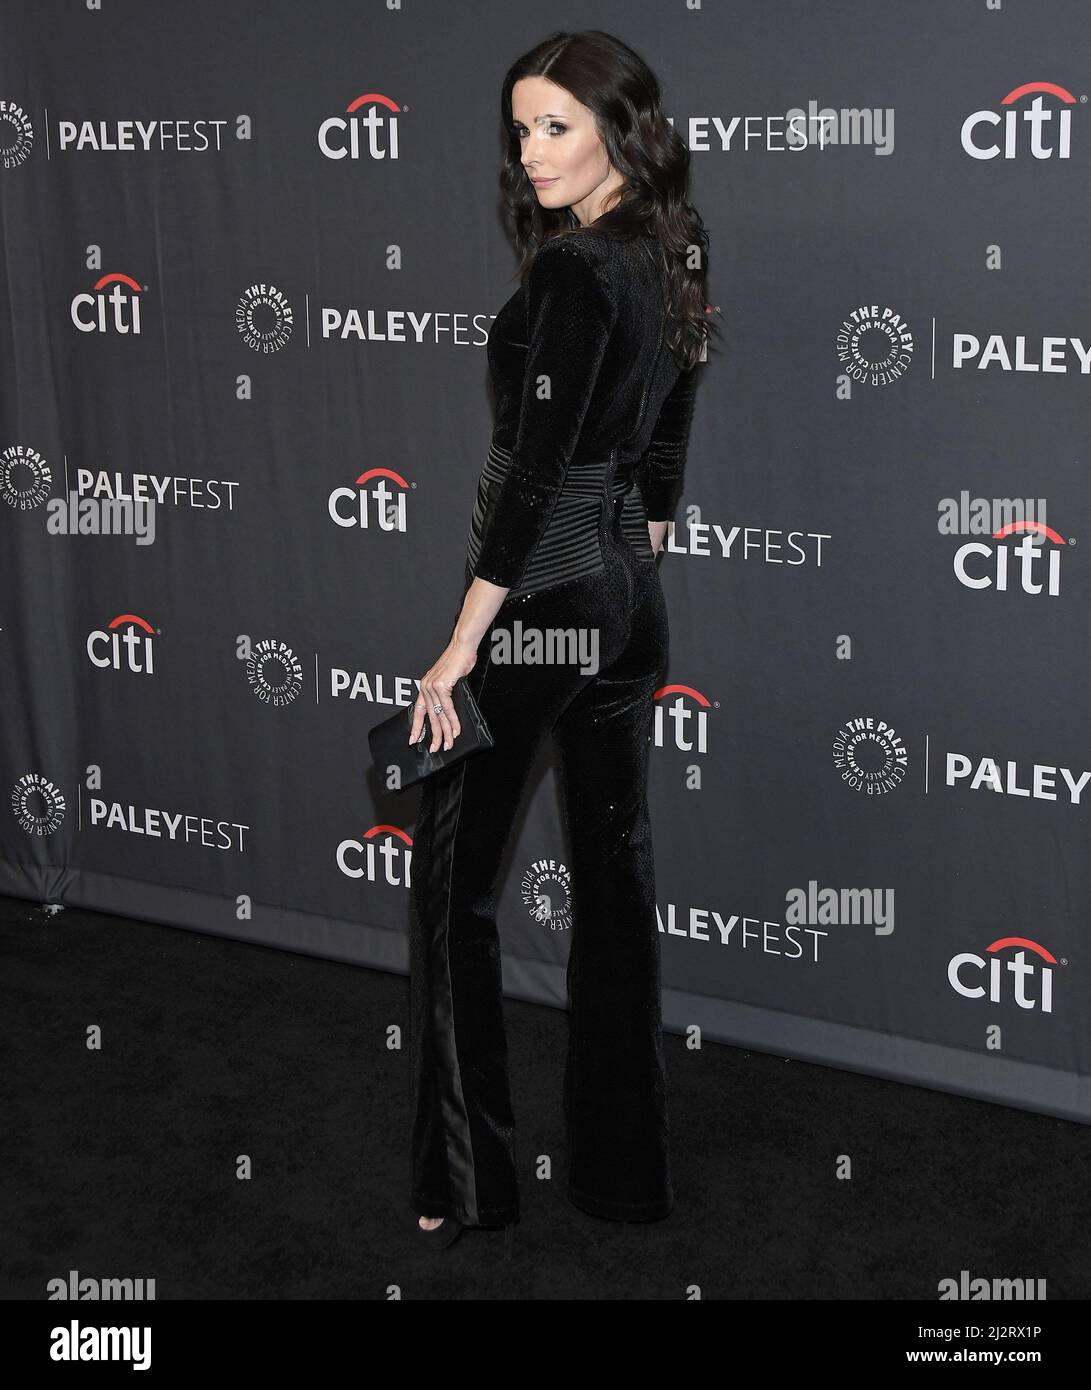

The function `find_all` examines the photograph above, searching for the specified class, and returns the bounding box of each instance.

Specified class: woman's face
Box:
[511,75,625,227]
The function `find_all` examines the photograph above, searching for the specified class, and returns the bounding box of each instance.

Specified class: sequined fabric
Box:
[407,229,702,1227]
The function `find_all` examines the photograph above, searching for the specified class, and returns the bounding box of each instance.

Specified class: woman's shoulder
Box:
[534,228,636,266]
[527,230,629,304]
[532,230,607,270]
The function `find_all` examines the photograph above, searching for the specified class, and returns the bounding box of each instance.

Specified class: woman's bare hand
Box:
[408,636,479,752]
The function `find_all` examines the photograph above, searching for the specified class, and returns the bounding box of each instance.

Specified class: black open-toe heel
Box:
[413,1212,466,1251]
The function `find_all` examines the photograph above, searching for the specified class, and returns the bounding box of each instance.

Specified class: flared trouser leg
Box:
[552,557,673,1220]
[407,676,553,1227]
[408,523,671,1225]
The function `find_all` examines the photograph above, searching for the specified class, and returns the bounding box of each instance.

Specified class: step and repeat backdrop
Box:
[2,1,1089,1124]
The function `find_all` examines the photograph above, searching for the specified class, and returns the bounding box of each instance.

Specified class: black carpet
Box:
[2,891,1087,1301]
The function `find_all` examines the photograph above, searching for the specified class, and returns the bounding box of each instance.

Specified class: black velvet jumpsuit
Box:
[408,227,701,1226]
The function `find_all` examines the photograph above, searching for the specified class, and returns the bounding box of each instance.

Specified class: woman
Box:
[406,29,712,1251]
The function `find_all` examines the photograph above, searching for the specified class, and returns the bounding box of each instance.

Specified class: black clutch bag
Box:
[368,676,494,791]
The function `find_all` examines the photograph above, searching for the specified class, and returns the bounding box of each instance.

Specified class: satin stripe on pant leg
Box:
[423,757,480,1225]
[409,628,529,1227]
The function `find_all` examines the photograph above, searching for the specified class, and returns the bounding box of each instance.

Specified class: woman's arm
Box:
[406,576,508,752]
[637,362,701,555]
[472,239,617,588]
[409,239,616,752]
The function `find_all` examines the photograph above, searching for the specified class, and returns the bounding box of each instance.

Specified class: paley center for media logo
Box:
[3,441,238,536]
[233,281,493,352]
[1,442,52,510]
[5,102,235,163]
[1,442,158,541]
[1,98,34,167]
[236,282,294,352]
[520,859,573,931]
[833,716,910,795]
[11,773,67,836]
[836,303,915,387]
[241,637,305,706]
[836,301,1091,383]
[833,720,1089,808]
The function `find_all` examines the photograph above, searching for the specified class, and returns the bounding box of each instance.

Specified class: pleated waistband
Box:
[467,441,652,596]
[482,441,630,500]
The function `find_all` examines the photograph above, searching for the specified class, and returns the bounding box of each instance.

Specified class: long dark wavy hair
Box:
[499,30,715,373]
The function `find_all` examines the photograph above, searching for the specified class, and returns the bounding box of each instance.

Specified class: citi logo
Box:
[654,683,712,753]
[953,519,1069,596]
[319,91,400,161]
[961,81,1077,160]
[948,936,1059,1014]
[71,273,143,335]
[338,824,412,886]
[329,466,408,532]
[87,614,156,674]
